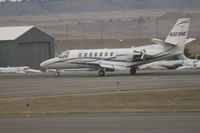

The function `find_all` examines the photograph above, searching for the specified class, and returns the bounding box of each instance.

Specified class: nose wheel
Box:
[98,70,105,77]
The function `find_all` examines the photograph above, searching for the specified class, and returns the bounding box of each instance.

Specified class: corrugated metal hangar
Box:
[0,26,54,70]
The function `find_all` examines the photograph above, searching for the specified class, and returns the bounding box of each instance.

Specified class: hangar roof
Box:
[0,26,34,41]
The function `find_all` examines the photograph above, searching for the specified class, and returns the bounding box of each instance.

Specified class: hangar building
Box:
[0,26,54,70]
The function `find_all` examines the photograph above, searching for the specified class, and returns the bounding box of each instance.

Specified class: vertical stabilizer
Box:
[165,18,190,46]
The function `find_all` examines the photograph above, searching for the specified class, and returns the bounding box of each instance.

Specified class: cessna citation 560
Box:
[40,18,191,77]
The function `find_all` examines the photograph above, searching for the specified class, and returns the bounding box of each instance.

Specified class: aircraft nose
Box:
[40,60,48,68]
[40,58,59,68]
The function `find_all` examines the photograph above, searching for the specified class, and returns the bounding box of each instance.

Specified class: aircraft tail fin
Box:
[164,18,190,46]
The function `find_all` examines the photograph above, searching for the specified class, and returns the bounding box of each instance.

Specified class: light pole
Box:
[83,23,87,49]
[156,19,159,37]
[100,20,104,39]
[65,24,71,49]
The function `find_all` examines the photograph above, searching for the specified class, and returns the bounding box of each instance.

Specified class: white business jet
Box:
[176,54,200,69]
[40,18,191,77]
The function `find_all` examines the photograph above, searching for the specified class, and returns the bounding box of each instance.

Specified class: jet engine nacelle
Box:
[132,50,146,61]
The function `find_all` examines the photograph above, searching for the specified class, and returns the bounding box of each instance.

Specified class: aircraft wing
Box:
[62,68,97,71]
[99,63,129,70]
[71,61,128,70]
[71,61,100,67]
[71,61,114,69]
[99,64,114,69]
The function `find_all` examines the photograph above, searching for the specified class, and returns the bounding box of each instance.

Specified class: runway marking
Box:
[1,113,200,121]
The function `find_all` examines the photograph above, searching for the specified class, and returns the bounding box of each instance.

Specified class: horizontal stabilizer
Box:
[152,37,196,46]
[186,38,196,45]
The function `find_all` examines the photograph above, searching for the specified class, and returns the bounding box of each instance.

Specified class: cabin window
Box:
[84,53,87,57]
[94,52,98,57]
[105,52,108,56]
[99,52,103,57]
[89,53,93,57]
[110,52,114,56]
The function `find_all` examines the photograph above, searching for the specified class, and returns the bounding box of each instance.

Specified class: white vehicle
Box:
[138,38,196,70]
[139,52,200,70]
[138,60,183,70]
[0,66,42,73]
[40,18,191,77]
[176,54,200,69]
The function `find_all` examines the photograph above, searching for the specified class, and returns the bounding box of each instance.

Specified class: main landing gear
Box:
[55,69,60,77]
[98,69,105,77]
[130,67,136,75]
[98,68,136,77]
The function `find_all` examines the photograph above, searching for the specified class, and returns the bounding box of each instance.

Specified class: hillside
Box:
[0,0,200,40]
[0,0,200,16]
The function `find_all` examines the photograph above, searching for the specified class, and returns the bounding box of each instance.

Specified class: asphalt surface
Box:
[0,112,200,133]
[0,69,200,100]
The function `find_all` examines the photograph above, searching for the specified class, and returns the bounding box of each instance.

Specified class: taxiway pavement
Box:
[0,70,200,100]
[0,112,200,133]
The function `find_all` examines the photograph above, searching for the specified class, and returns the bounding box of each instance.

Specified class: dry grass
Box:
[0,88,200,114]
[1,9,200,39]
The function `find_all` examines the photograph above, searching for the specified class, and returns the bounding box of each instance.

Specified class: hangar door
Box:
[16,42,50,70]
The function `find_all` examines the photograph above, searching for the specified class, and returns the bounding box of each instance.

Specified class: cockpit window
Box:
[58,51,70,59]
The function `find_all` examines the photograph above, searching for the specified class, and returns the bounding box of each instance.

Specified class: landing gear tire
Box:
[130,67,136,75]
[99,70,105,77]
[55,70,60,77]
